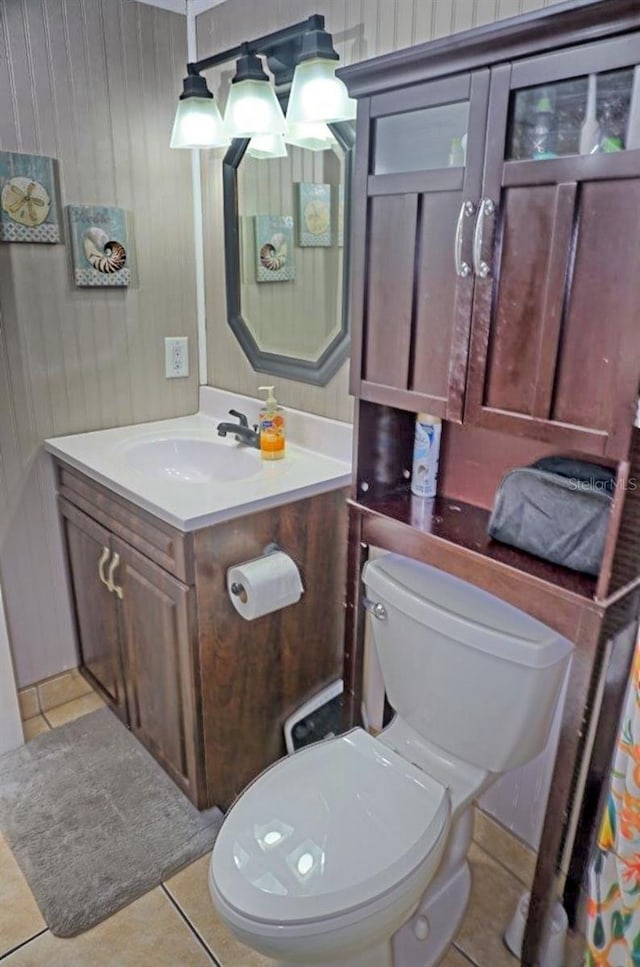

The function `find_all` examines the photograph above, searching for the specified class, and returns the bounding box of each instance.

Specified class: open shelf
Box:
[352,491,598,602]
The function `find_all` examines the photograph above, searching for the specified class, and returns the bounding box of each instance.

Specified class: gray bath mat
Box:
[0,707,222,937]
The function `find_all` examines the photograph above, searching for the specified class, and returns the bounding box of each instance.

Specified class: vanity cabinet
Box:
[347,24,640,459]
[59,496,201,803]
[55,460,347,811]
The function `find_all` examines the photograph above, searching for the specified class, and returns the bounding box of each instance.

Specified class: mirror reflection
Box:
[223,123,353,386]
[238,145,344,361]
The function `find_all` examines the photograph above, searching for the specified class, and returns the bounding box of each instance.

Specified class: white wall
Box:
[0,0,198,686]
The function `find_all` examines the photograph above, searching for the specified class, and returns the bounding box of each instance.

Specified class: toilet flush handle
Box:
[363,597,387,620]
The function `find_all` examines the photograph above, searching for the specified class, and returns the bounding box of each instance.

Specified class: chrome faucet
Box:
[217,409,260,448]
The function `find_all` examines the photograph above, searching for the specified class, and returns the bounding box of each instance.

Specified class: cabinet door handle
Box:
[472,197,496,278]
[107,552,123,600]
[98,546,111,589]
[454,200,475,277]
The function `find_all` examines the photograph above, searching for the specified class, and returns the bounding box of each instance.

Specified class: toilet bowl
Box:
[209,554,574,966]
[209,728,450,966]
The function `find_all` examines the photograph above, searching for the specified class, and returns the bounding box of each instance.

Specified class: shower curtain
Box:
[586,643,640,966]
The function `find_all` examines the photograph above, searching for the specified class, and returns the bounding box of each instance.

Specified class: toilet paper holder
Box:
[229,581,248,603]
[229,543,302,604]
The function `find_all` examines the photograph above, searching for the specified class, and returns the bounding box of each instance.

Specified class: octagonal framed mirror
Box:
[223,121,354,386]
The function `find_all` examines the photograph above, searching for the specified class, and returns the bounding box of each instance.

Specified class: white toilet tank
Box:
[362,554,573,773]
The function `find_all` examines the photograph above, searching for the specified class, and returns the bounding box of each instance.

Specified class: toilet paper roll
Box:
[227,551,304,621]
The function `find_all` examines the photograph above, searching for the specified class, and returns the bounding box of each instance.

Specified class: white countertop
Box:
[45,387,352,532]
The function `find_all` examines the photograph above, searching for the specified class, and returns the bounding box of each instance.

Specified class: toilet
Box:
[208,553,573,967]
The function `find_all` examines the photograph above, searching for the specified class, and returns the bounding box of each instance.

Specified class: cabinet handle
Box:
[98,546,111,589]
[454,200,475,277]
[107,552,123,600]
[472,197,496,278]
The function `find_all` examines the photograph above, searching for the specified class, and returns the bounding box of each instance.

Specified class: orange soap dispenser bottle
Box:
[258,385,285,460]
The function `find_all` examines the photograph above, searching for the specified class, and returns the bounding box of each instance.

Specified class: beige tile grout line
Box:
[0,886,220,965]
[470,833,533,891]
[19,669,96,723]
[161,884,221,966]
[0,928,49,963]
[452,946,478,965]
[18,687,42,721]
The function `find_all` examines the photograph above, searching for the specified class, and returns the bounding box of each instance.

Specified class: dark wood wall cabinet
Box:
[339,3,640,965]
[345,3,640,460]
[56,461,346,811]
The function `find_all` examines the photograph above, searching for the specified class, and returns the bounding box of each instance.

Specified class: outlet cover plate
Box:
[165,336,189,378]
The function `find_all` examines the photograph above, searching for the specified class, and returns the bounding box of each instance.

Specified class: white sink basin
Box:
[45,391,352,531]
[122,438,262,484]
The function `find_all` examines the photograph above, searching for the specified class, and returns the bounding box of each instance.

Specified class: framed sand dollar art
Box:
[0,151,60,243]
[296,182,331,247]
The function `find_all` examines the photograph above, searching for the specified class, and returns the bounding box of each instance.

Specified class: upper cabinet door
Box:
[350,70,490,421]
[466,36,640,459]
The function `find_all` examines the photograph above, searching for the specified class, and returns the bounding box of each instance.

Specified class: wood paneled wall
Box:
[197,0,557,424]
[0,0,197,685]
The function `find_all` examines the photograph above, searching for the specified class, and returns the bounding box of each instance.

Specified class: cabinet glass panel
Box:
[373,101,470,174]
[507,67,636,160]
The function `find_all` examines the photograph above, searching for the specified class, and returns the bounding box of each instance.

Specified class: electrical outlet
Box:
[165,337,189,378]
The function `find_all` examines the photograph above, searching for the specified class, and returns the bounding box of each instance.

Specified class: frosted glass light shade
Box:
[247,134,288,159]
[286,57,356,126]
[285,121,338,152]
[170,97,229,149]
[224,80,287,138]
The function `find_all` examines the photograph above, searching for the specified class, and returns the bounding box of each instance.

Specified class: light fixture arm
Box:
[187,14,327,87]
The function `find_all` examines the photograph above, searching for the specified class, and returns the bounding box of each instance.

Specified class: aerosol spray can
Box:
[410,414,441,498]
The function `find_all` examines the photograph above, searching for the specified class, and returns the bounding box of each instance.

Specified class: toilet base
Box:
[392,862,472,967]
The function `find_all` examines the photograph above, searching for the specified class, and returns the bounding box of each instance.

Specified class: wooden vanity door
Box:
[59,499,127,721]
[114,538,204,807]
[466,41,640,460]
[350,69,490,420]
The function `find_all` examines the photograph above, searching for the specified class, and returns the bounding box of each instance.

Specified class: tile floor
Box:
[2,694,587,966]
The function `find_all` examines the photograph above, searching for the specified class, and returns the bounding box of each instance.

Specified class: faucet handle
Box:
[228,408,249,428]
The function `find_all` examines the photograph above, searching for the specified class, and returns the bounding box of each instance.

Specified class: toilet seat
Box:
[211,728,451,927]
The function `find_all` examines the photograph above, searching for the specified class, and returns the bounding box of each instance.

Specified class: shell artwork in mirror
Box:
[255,215,295,282]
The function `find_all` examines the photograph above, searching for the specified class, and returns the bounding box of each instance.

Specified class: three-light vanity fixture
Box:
[170,14,355,157]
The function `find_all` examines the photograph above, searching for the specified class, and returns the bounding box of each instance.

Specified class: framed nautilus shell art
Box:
[68,205,130,287]
[0,151,61,243]
[254,214,295,283]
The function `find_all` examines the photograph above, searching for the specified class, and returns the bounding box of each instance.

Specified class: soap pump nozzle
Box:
[259,385,277,410]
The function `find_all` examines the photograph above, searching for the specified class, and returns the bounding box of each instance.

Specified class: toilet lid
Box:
[211,728,450,925]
